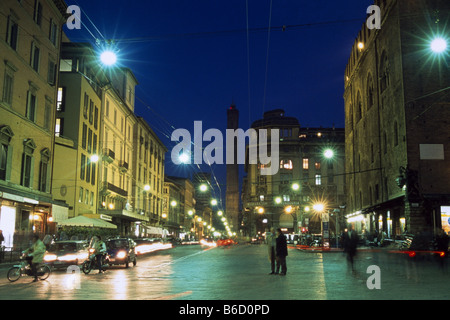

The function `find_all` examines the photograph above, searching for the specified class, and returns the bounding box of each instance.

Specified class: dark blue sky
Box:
[65,0,373,203]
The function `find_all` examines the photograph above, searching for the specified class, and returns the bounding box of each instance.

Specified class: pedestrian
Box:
[275,228,288,275]
[342,224,358,272]
[22,234,46,282]
[435,228,449,270]
[266,227,276,274]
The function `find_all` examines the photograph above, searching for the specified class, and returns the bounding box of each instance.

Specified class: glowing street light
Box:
[217,210,223,216]
[274,197,282,204]
[100,50,117,66]
[170,200,177,207]
[313,203,325,212]
[211,199,217,206]
[292,183,300,191]
[199,184,208,192]
[178,152,190,164]
[324,149,334,159]
[430,37,447,54]
[144,184,150,192]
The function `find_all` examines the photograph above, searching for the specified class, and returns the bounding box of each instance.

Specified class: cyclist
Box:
[93,236,107,273]
[23,234,46,282]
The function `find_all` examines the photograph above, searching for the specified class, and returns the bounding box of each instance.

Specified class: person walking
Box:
[266,227,276,274]
[342,224,359,272]
[275,228,288,275]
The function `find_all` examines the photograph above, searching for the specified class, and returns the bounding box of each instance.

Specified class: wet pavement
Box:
[0,243,448,301]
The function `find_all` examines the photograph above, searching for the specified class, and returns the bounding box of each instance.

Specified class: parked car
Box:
[44,240,89,269]
[106,238,137,268]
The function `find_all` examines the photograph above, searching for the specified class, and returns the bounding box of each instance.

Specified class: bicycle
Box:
[7,254,51,282]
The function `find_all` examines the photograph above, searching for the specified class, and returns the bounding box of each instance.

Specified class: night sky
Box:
[64,0,374,205]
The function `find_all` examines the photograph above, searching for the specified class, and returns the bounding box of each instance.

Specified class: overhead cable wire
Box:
[262,0,273,115]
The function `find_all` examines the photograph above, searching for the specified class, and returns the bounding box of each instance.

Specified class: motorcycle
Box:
[81,248,109,274]
[7,254,51,282]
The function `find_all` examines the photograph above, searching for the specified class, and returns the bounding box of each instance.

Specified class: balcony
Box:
[102,148,115,163]
[107,182,128,197]
[119,160,129,173]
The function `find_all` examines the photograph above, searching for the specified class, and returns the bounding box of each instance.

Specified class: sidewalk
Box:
[291,244,388,253]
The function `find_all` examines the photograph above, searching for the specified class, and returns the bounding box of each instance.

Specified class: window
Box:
[2,61,17,106]
[380,52,389,93]
[87,129,92,153]
[33,0,43,26]
[30,42,40,73]
[47,59,56,85]
[0,143,8,181]
[91,162,96,186]
[356,91,362,122]
[56,87,65,111]
[83,93,88,119]
[94,106,98,129]
[86,158,91,183]
[79,187,83,202]
[26,90,37,122]
[6,16,19,51]
[44,99,51,130]
[82,123,87,149]
[55,118,63,136]
[315,162,321,170]
[280,159,293,170]
[367,74,374,109]
[0,126,14,181]
[93,134,97,154]
[80,154,86,180]
[89,100,93,124]
[39,148,50,192]
[59,59,72,72]
[49,19,58,46]
[315,174,322,185]
[21,139,36,188]
[302,158,309,170]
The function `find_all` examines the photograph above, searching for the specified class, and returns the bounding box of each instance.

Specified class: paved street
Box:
[0,243,449,301]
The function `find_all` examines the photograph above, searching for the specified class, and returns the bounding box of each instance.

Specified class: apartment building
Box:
[0,0,68,248]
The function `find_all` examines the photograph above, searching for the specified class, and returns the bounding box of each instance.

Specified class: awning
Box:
[58,215,117,229]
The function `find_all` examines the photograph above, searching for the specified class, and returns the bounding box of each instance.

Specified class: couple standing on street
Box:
[267,227,288,275]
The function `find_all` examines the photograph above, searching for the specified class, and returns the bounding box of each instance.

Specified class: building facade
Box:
[242,109,345,240]
[344,0,450,237]
[132,116,167,237]
[0,0,68,249]
[53,42,103,220]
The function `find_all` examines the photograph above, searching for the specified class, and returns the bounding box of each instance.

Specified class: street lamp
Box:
[313,203,325,212]
[430,37,447,54]
[100,50,117,66]
[178,152,190,164]
[199,184,208,192]
[323,149,334,159]
[291,183,300,191]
